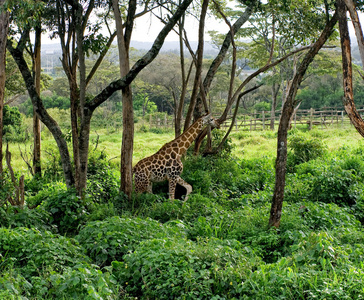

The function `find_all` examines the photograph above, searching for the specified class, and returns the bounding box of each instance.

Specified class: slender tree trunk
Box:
[112,0,136,199]
[343,0,364,68]
[33,25,42,178]
[183,0,209,131]
[70,81,81,191]
[0,0,8,175]
[193,5,254,123]
[175,14,188,138]
[76,2,89,196]
[8,39,75,188]
[268,11,338,228]
[337,0,364,137]
[270,79,280,130]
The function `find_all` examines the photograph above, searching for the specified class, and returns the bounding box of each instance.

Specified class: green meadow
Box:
[2,122,364,299]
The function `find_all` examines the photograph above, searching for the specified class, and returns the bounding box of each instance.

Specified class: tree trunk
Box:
[112,0,136,199]
[75,2,89,196]
[343,0,364,68]
[270,80,280,130]
[337,0,364,138]
[33,25,42,178]
[268,10,338,228]
[7,43,75,188]
[175,13,190,138]
[0,0,8,175]
[183,0,209,131]
[193,5,254,122]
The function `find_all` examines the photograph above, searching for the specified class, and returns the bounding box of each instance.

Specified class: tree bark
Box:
[112,0,136,199]
[270,77,280,130]
[343,0,364,69]
[338,0,364,138]
[33,25,42,178]
[268,10,338,228]
[183,0,209,131]
[7,42,75,188]
[0,0,9,175]
[175,13,190,138]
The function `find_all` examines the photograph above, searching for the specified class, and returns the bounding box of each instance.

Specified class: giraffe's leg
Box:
[168,178,177,200]
[176,176,192,202]
[147,182,153,193]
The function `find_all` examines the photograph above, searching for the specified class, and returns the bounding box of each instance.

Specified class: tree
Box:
[337,0,364,137]
[0,0,9,175]
[112,0,136,199]
[8,0,194,198]
[268,7,338,228]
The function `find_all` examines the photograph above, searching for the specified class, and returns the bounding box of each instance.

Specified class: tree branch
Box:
[88,0,194,111]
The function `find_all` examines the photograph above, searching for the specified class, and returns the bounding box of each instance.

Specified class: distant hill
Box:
[41,40,218,53]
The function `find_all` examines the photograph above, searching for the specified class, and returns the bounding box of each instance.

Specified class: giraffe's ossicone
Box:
[133,114,219,201]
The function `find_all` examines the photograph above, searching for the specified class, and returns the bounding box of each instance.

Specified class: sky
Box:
[41,9,225,44]
[41,9,363,45]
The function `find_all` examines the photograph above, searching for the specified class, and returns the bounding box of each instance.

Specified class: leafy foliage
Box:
[76,216,187,267]
[287,133,327,170]
[0,227,88,278]
[3,127,364,298]
[112,238,261,299]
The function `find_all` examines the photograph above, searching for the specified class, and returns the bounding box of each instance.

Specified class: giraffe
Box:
[133,113,219,201]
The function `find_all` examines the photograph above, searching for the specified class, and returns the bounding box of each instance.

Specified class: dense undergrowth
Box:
[1,130,364,299]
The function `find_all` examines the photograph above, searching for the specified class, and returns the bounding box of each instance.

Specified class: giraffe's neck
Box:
[173,118,204,155]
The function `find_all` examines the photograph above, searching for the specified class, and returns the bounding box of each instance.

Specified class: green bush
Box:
[112,238,261,299]
[310,166,357,206]
[32,263,118,299]
[87,149,119,203]
[0,261,118,299]
[239,232,364,299]
[0,205,51,231]
[76,216,187,267]
[40,187,90,235]
[287,134,327,171]
[0,227,88,279]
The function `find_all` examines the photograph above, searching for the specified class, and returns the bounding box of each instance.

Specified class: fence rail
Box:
[147,106,364,132]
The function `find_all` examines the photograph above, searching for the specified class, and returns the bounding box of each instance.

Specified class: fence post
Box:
[164,113,167,128]
[254,110,257,130]
[341,111,344,126]
[309,108,314,130]
[294,111,297,129]
[262,110,265,130]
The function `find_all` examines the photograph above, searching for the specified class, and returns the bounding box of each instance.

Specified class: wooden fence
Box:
[147,107,364,132]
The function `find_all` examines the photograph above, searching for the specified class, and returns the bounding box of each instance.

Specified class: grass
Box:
[5,120,364,180]
[3,120,364,299]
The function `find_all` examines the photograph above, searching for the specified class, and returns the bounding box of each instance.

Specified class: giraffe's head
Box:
[202,113,220,129]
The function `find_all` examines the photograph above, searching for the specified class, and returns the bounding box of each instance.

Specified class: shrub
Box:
[287,134,327,171]
[112,238,261,299]
[0,261,118,299]
[39,187,90,235]
[310,166,357,206]
[87,149,119,203]
[33,263,118,299]
[0,205,52,231]
[0,227,88,279]
[76,216,187,267]
[239,232,364,299]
